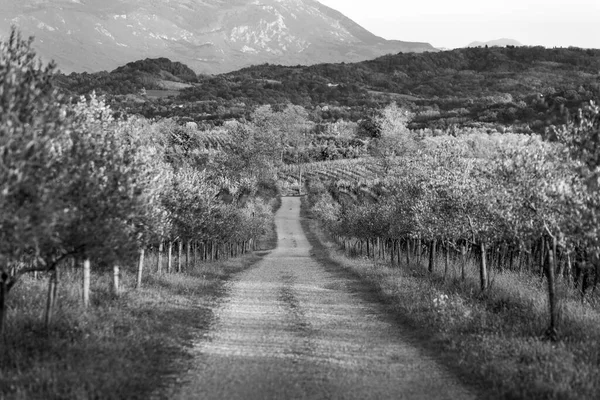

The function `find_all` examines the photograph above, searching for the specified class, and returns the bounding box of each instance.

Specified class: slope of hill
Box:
[0,0,436,74]
[56,46,600,133]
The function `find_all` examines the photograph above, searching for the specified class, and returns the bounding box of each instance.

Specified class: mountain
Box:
[467,38,523,48]
[0,0,436,74]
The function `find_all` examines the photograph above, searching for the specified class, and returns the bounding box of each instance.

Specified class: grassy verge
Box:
[301,200,600,400]
[0,249,271,400]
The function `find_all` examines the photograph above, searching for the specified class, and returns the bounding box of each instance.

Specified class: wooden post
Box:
[479,243,488,292]
[83,259,91,308]
[167,241,173,274]
[545,234,558,340]
[113,265,120,296]
[136,248,145,289]
[157,242,163,274]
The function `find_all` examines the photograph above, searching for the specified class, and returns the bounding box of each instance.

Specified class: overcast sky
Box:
[317,0,600,49]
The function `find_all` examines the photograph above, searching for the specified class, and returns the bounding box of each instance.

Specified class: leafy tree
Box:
[0,28,71,333]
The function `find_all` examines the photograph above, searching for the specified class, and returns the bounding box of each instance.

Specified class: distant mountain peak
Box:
[467,38,523,48]
[1,0,436,74]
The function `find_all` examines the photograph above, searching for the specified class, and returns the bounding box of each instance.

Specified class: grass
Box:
[0,245,272,399]
[301,201,600,400]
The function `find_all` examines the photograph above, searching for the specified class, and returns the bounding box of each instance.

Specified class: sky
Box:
[317,0,600,49]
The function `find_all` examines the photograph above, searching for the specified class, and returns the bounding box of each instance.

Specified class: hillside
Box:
[56,46,600,133]
[0,0,436,74]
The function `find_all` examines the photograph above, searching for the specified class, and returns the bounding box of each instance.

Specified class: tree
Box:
[0,28,71,333]
[371,103,415,173]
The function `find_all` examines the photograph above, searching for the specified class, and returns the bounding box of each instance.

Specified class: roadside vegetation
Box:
[0,28,281,398]
[302,100,600,399]
[1,247,272,399]
[304,210,600,399]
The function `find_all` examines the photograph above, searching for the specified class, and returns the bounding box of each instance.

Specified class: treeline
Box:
[54,46,600,130]
[0,30,277,333]
[308,102,600,340]
[234,46,600,98]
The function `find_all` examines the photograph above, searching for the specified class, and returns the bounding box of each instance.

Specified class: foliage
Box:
[0,30,276,333]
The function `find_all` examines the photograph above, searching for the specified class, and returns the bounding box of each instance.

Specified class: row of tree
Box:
[0,30,276,334]
[309,102,600,340]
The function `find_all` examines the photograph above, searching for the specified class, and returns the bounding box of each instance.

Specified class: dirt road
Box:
[173,197,476,399]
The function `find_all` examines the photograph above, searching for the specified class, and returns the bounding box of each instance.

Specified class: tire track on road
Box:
[172,197,477,400]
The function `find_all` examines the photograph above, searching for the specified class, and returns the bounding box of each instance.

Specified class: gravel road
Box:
[173,197,476,400]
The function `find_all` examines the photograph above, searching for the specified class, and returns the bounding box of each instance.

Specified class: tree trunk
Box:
[545,236,558,340]
[444,240,450,281]
[406,239,411,268]
[168,241,173,274]
[416,238,422,265]
[44,268,59,328]
[113,265,120,297]
[0,272,7,336]
[539,237,546,277]
[82,259,91,308]
[136,248,145,289]
[479,243,488,292]
[157,242,163,274]
[428,240,437,273]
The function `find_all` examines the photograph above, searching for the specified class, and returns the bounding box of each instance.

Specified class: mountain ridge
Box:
[0,0,436,74]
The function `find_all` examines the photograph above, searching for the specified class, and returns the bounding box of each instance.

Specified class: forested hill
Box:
[183,46,600,101]
[56,46,600,132]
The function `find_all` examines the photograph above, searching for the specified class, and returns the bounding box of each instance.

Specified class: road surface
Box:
[173,197,476,400]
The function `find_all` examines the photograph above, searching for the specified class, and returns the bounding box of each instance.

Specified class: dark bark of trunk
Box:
[44,268,59,328]
[0,272,7,336]
[428,240,437,273]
